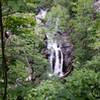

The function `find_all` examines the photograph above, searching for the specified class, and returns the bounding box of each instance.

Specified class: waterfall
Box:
[35,8,73,78]
[55,17,59,32]
[36,9,47,24]
[46,18,64,77]
[47,42,64,77]
[35,9,47,35]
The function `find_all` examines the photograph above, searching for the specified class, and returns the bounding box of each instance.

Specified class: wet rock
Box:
[61,34,73,75]
[94,0,100,12]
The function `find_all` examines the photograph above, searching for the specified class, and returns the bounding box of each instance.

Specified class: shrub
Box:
[25,68,100,100]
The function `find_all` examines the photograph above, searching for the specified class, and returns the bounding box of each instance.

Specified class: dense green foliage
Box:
[25,68,100,100]
[0,0,100,100]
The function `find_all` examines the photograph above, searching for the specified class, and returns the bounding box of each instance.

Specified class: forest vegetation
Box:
[0,0,100,100]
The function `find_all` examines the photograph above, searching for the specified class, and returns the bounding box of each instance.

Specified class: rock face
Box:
[94,0,100,12]
[61,37,73,75]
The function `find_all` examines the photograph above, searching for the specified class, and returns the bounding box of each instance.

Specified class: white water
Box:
[35,9,64,77]
[48,43,63,77]
[36,9,47,24]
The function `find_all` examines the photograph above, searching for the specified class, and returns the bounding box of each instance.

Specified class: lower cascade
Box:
[48,42,64,77]
[46,36,73,77]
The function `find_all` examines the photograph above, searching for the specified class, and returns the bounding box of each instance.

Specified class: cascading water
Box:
[36,9,47,24]
[45,17,64,77]
[48,42,64,77]
[35,8,73,77]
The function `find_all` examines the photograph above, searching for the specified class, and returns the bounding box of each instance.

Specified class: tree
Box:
[0,1,8,99]
[0,0,49,99]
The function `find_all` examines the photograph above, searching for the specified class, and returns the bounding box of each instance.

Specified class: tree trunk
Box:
[0,1,8,100]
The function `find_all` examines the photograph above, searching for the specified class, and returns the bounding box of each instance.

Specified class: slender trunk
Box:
[0,1,8,100]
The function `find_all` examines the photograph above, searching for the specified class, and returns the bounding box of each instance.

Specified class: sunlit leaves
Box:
[4,13,35,36]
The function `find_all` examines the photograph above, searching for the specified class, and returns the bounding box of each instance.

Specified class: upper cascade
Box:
[35,9,47,24]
